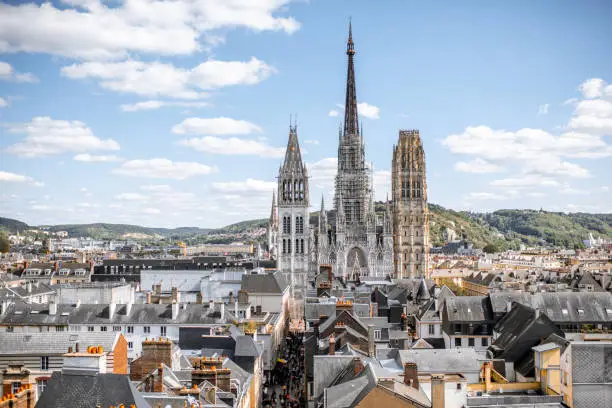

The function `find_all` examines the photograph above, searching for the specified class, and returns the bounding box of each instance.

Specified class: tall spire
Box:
[343,19,359,138]
[281,119,303,171]
[270,190,278,226]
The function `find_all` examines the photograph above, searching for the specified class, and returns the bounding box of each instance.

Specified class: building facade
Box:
[392,130,429,278]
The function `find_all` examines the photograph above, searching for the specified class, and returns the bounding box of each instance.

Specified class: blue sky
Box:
[1,0,611,228]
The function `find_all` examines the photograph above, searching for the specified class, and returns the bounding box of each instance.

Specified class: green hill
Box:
[1,206,610,249]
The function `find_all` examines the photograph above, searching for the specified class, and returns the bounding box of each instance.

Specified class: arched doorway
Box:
[346,247,368,281]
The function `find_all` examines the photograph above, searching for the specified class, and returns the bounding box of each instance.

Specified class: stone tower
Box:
[392,130,429,278]
[267,190,279,260]
[277,122,310,290]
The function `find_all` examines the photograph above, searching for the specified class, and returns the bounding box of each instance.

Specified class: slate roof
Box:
[240,272,288,294]
[444,296,494,322]
[0,282,55,299]
[489,302,564,375]
[576,271,605,292]
[0,332,121,355]
[36,372,150,408]
[234,335,262,357]
[397,348,482,374]
[0,302,227,326]
[304,301,336,321]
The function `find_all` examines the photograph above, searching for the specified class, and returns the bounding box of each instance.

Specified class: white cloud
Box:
[454,158,504,173]
[113,158,217,179]
[559,183,589,195]
[490,175,560,188]
[309,157,337,190]
[357,102,380,119]
[29,204,49,211]
[0,1,299,60]
[328,102,380,120]
[115,193,149,201]
[578,78,605,99]
[140,184,172,192]
[73,154,122,162]
[212,179,275,194]
[563,98,578,106]
[5,116,119,158]
[80,188,88,193]
[180,136,284,158]
[568,98,612,135]
[0,97,7,107]
[0,61,37,83]
[144,208,161,214]
[62,58,275,99]
[464,192,506,200]
[0,171,40,186]
[537,103,549,115]
[121,100,210,112]
[172,117,262,135]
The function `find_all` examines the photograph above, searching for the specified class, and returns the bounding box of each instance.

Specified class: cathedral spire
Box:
[270,190,278,227]
[343,20,359,138]
[281,120,303,171]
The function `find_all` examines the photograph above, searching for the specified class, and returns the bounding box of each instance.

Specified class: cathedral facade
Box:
[392,130,429,278]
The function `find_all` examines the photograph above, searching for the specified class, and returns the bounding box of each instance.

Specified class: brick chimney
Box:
[403,362,419,390]
[0,383,35,408]
[238,290,248,304]
[431,374,445,408]
[353,357,364,376]
[192,357,231,392]
[328,334,336,355]
[130,338,173,381]
[154,363,164,392]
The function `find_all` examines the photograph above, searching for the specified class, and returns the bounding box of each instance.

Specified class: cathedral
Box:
[267,23,428,284]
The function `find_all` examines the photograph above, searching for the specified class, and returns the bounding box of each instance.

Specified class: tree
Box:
[483,243,499,254]
[0,234,10,253]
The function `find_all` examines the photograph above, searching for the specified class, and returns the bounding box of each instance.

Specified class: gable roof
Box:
[240,272,288,294]
[36,372,150,408]
[444,296,493,322]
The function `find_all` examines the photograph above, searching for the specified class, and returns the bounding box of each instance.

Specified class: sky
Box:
[0,0,611,228]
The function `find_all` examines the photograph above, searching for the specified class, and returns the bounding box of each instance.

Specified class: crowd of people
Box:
[263,332,305,408]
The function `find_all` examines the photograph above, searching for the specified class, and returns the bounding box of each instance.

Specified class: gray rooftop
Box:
[0,332,121,355]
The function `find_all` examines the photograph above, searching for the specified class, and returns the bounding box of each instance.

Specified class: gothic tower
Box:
[277,122,310,289]
[335,21,371,227]
[267,190,279,260]
[392,130,429,278]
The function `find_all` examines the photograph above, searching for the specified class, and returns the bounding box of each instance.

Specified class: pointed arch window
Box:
[287,239,292,254]
[282,239,286,254]
[296,216,304,234]
[283,216,291,234]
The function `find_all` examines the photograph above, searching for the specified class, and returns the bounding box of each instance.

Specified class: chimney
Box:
[238,290,248,304]
[109,303,117,318]
[506,300,513,313]
[62,346,107,375]
[219,302,225,318]
[353,357,364,376]
[171,287,179,303]
[483,361,492,393]
[229,291,235,304]
[154,363,164,392]
[328,334,336,355]
[146,292,152,304]
[403,362,419,390]
[26,281,32,293]
[205,385,217,404]
[172,301,179,320]
[400,313,407,331]
[49,302,57,316]
[126,301,133,316]
[367,325,375,357]
[75,298,81,309]
[431,374,445,408]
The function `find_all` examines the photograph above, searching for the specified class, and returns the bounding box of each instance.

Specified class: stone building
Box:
[392,130,430,278]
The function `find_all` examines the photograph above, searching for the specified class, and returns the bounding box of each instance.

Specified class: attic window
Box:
[606,309,612,315]
[61,312,69,316]
[577,309,584,314]
[30,311,39,314]
[562,309,568,315]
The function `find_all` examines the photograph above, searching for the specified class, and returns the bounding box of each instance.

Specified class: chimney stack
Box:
[171,301,179,321]
[62,345,107,375]
[328,334,336,355]
[431,374,445,408]
[109,303,117,318]
[367,325,375,357]
[171,287,179,303]
[49,302,57,316]
[403,362,419,390]
[26,282,32,293]
[353,357,364,376]
[229,291,234,304]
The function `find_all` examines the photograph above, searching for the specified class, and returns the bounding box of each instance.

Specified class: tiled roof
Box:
[0,332,121,355]
[240,272,288,294]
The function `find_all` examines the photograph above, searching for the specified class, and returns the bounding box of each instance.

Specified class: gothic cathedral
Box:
[267,23,429,283]
[392,130,429,278]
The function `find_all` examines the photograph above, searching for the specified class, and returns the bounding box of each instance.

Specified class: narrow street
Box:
[263,333,305,408]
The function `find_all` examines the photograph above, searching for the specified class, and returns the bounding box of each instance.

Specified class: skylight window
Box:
[562,309,568,315]
[577,309,584,314]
